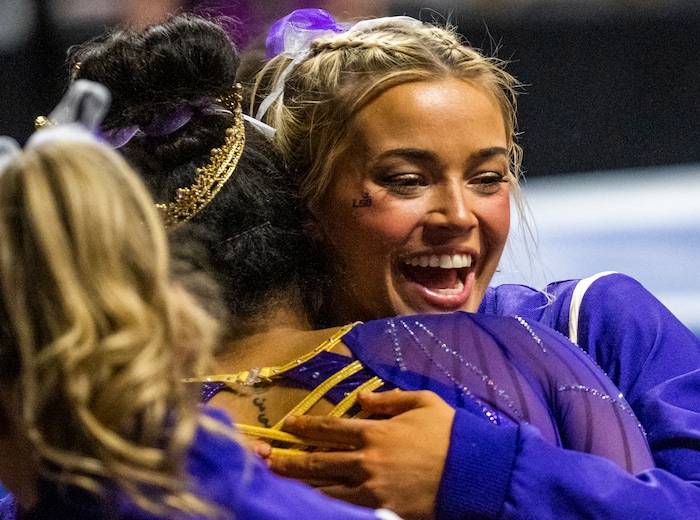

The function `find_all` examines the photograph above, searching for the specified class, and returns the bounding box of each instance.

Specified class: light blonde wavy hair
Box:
[256,17,524,218]
[0,140,225,517]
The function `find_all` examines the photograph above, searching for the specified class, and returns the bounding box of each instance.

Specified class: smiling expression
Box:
[316,78,512,322]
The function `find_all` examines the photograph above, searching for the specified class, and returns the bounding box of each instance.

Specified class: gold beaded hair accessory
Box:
[156,84,246,227]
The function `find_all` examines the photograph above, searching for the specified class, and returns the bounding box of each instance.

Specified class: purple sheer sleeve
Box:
[343,311,654,473]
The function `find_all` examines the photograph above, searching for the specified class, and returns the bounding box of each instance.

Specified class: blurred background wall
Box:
[395,0,700,177]
[3,0,699,174]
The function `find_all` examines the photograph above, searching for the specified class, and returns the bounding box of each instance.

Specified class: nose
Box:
[424,179,478,238]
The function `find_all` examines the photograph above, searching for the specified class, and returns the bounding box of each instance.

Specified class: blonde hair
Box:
[257,18,524,217]
[0,140,222,516]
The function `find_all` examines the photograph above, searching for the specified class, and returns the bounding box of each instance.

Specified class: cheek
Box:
[323,191,420,247]
[480,194,511,246]
[324,211,408,264]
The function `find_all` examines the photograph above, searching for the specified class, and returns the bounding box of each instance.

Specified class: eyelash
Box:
[379,174,427,195]
[378,172,508,196]
[470,172,509,194]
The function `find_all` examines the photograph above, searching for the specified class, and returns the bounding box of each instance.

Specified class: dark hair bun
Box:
[69,14,239,128]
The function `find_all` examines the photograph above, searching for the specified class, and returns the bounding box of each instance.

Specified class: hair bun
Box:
[70,14,240,128]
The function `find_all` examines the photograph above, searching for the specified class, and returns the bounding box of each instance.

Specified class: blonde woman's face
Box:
[318,78,511,320]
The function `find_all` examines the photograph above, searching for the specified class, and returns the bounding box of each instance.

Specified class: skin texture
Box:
[317,79,511,324]
[264,391,455,520]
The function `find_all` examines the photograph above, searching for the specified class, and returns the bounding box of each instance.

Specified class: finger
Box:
[319,484,382,509]
[282,414,371,447]
[268,449,369,482]
[356,389,445,416]
[247,439,272,459]
[287,477,348,488]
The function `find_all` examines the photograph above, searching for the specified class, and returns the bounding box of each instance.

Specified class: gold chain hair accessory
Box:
[157,84,245,227]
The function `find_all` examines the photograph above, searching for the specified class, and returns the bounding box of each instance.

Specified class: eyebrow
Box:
[372,147,509,163]
[372,148,435,163]
[473,147,509,159]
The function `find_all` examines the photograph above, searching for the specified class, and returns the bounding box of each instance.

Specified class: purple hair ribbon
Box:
[256,9,347,120]
[256,9,421,121]
[141,104,195,137]
[102,126,139,148]
[265,8,346,60]
[102,98,221,148]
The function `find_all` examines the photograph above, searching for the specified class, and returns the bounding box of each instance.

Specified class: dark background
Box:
[395,2,700,177]
[2,1,700,177]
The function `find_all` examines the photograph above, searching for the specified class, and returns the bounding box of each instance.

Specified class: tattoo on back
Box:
[253,397,270,427]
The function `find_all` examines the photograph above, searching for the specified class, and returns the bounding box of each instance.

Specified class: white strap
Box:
[255,50,307,121]
[242,114,276,139]
[568,271,616,344]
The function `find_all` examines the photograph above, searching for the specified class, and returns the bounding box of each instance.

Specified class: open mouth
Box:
[401,254,472,295]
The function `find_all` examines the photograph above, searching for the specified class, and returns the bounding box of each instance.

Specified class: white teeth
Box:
[454,254,472,268]
[405,254,473,269]
[437,279,465,295]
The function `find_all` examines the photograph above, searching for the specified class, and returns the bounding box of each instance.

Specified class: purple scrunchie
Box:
[102,98,220,148]
[265,8,346,60]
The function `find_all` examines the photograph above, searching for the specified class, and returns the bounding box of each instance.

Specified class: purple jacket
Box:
[437,273,700,519]
[1,409,399,520]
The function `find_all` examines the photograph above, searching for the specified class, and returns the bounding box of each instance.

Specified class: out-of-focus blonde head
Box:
[0,138,221,516]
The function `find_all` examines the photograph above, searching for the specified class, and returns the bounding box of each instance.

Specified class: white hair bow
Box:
[28,79,112,149]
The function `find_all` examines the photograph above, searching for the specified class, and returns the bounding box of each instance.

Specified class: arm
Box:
[441,410,700,520]
[269,388,700,520]
[446,273,700,518]
[191,407,403,520]
[0,494,14,520]
[570,274,700,483]
[267,390,457,520]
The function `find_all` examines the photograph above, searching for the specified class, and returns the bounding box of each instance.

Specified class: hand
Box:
[247,439,272,460]
[269,390,455,520]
